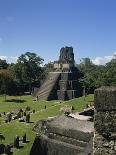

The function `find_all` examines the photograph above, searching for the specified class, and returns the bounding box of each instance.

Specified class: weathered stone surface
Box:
[33,47,82,101]
[30,115,94,155]
[59,47,74,64]
[94,86,116,111]
[94,86,116,155]
[94,131,116,155]
[94,111,116,133]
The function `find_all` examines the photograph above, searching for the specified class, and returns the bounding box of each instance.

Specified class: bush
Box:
[25,106,31,111]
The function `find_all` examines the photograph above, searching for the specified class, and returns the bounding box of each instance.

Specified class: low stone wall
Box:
[94,86,116,155]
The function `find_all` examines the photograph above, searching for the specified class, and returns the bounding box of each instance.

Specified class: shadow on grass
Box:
[28,121,34,124]
[5,99,26,103]
[8,152,13,155]
[18,145,24,149]
[23,140,30,144]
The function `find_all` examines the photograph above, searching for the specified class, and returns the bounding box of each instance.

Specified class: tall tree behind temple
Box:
[77,58,105,94]
[103,59,116,85]
[11,52,44,94]
[41,62,54,79]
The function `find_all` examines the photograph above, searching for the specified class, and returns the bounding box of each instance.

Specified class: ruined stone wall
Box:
[57,72,81,100]
[94,87,116,155]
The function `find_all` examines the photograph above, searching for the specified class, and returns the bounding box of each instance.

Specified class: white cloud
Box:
[92,52,116,65]
[9,56,18,63]
[0,55,18,63]
[0,56,7,60]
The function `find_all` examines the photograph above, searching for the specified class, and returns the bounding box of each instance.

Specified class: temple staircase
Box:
[35,72,61,100]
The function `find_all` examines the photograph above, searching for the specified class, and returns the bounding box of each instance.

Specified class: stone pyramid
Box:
[34,47,82,101]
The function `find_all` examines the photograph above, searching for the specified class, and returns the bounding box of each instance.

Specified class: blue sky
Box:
[0,0,116,65]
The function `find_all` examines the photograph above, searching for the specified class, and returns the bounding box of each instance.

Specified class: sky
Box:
[0,0,116,65]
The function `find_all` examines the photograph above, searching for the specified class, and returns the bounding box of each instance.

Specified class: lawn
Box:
[0,94,94,155]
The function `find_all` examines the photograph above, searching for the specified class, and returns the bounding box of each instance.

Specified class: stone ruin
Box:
[30,116,94,155]
[30,86,116,155]
[94,86,116,155]
[33,46,82,101]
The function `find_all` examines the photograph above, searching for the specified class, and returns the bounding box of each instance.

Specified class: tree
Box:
[77,58,105,94]
[15,52,44,93]
[44,61,54,73]
[0,69,14,100]
[0,59,8,69]
[103,59,116,85]
[41,62,54,79]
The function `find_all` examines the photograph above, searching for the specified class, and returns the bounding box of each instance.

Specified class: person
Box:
[36,96,38,101]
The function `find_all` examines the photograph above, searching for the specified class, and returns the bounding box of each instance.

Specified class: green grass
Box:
[0,94,94,155]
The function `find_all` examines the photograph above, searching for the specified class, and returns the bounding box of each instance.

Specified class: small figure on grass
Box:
[23,111,26,116]
[26,113,30,123]
[6,112,12,123]
[22,133,26,143]
[14,135,19,148]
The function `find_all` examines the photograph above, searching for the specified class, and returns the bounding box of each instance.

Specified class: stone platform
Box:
[30,115,94,155]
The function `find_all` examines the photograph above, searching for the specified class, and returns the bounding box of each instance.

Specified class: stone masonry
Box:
[31,86,116,155]
[30,115,94,155]
[94,86,116,155]
[34,47,82,101]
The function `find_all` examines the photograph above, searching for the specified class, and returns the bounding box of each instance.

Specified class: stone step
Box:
[37,82,55,97]
[36,73,60,100]
[48,133,88,148]
[42,135,84,154]
[36,73,60,95]
[37,81,55,96]
[39,74,60,92]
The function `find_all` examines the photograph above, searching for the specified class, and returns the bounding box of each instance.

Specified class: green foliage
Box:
[0,59,8,69]
[1,51,116,96]
[103,59,116,85]
[41,62,54,81]
[9,52,44,93]
[0,69,14,96]
[77,58,106,93]
[44,62,54,73]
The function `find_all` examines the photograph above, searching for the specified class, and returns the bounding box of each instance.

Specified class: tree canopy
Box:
[0,51,116,96]
[11,52,44,93]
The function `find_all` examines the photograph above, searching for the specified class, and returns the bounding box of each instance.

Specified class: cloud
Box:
[0,56,7,60]
[0,55,18,63]
[9,56,18,63]
[92,52,116,65]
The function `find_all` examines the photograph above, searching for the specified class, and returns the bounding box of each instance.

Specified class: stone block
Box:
[94,86,116,111]
[94,131,116,155]
[94,111,116,133]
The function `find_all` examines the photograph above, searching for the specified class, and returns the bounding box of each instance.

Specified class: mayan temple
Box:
[34,46,82,101]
